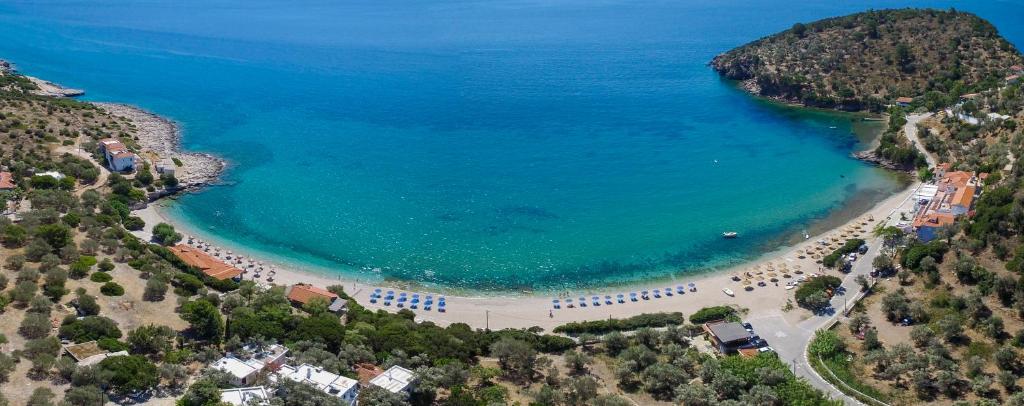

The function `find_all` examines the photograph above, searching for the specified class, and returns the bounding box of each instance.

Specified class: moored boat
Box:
[722,288,735,297]
[722,231,738,238]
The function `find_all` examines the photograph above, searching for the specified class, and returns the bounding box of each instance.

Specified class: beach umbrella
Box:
[767,272,778,277]
[770,277,779,282]
[745,286,754,291]
[783,273,791,278]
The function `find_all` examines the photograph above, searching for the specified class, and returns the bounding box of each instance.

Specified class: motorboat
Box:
[722,231,738,239]
[722,288,735,297]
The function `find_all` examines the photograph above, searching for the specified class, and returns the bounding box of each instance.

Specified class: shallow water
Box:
[1,0,1020,291]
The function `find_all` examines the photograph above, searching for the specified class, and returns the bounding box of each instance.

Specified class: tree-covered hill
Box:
[710,8,1023,111]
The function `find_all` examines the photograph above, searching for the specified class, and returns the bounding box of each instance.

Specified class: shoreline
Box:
[92,102,227,193]
[134,178,921,330]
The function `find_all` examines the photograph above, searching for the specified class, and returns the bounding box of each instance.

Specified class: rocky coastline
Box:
[0,59,84,97]
[93,102,227,196]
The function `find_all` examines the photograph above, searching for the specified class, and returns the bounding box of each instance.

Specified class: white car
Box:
[758,346,775,353]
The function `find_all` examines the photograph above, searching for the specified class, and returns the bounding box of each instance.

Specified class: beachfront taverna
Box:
[912,165,987,242]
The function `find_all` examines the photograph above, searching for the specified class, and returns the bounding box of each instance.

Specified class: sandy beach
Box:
[133,178,920,331]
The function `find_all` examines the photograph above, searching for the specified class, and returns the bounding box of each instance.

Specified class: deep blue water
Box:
[1,0,1021,291]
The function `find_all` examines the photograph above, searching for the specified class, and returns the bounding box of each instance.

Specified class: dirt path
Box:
[904,113,936,168]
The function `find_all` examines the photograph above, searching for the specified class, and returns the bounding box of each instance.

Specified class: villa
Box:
[278,364,360,405]
[0,171,14,190]
[286,283,348,314]
[213,357,262,386]
[895,96,914,107]
[369,365,418,394]
[220,386,270,405]
[702,321,752,354]
[169,244,242,280]
[912,167,986,241]
[98,138,137,172]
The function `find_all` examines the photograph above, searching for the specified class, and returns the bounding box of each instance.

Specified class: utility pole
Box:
[486,310,490,331]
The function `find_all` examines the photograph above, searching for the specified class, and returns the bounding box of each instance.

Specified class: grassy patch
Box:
[812,353,891,405]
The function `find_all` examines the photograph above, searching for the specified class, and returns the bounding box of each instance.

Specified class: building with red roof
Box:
[169,244,242,280]
[0,171,14,190]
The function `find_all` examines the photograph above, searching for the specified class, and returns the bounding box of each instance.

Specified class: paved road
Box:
[749,182,920,405]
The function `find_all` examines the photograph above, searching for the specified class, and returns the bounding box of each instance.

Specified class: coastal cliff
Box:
[710,9,1023,112]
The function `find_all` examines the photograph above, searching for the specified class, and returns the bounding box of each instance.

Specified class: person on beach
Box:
[549,309,553,318]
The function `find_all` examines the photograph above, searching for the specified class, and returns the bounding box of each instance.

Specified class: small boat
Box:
[722,288,735,297]
[722,231,738,239]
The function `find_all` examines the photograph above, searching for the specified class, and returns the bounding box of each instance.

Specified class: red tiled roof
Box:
[952,186,976,208]
[287,284,338,305]
[913,212,956,228]
[356,363,384,386]
[895,97,914,103]
[941,171,974,189]
[169,245,241,280]
[0,172,14,189]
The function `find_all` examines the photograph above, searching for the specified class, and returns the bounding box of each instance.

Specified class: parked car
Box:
[742,322,753,333]
[758,346,775,353]
[858,244,869,254]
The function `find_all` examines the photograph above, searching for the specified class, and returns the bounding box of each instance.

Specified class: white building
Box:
[369,366,418,394]
[213,357,261,387]
[34,170,65,180]
[98,138,137,172]
[279,364,359,406]
[220,386,270,406]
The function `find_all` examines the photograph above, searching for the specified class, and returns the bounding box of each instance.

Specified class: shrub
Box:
[553,313,685,335]
[822,238,865,268]
[59,316,122,343]
[100,282,125,296]
[89,272,113,283]
[689,306,737,324]
[795,276,842,311]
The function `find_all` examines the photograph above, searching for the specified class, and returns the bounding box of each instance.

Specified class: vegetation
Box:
[553,312,684,335]
[688,305,739,324]
[711,8,1023,111]
[822,238,866,268]
[795,275,842,311]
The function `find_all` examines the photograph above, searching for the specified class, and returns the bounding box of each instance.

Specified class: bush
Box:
[795,276,842,311]
[553,313,685,335]
[89,272,113,283]
[69,256,97,279]
[59,316,122,343]
[689,306,737,324]
[100,282,125,296]
[822,238,865,268]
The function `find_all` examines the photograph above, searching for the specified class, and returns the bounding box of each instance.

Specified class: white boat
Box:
[785,285,795,290]
[722,231,738,239]
[722,288,735,297]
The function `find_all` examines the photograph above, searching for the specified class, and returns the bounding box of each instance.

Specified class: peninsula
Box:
[711,9,1024,112]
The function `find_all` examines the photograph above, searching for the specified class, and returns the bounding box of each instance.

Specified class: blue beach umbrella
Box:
[374,288,382,293]
[688,282,697,291]
[616,294,625,303]
[605,295,613,305]
[676,285,685,293]
[664,287,673,296]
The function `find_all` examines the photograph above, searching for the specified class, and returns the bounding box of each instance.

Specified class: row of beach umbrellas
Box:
[552,283,696,309]
[369,289,447,312]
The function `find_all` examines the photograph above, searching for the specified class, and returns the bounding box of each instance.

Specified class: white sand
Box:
[132,179,922,331]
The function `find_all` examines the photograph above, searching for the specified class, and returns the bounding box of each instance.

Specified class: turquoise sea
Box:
[1,0,1022,291]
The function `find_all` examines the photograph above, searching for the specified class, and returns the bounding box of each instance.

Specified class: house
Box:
[243,343,289,372]
[220,387,270,406]
[1011,65,1024,74]
[155,158,176,176]
[895,97,914,107]
[951,186,976,216]
[287,284,348,314]
[279,364,360,405]
[213,357,261,386]
[63,341,128,366]
[98,138,137,172]
[960,93,981,102]
[702,321,752,354]
[169,244,242,280]
[369,366,418,394]
[0,171,14,190]
[1008,74,1021,84]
